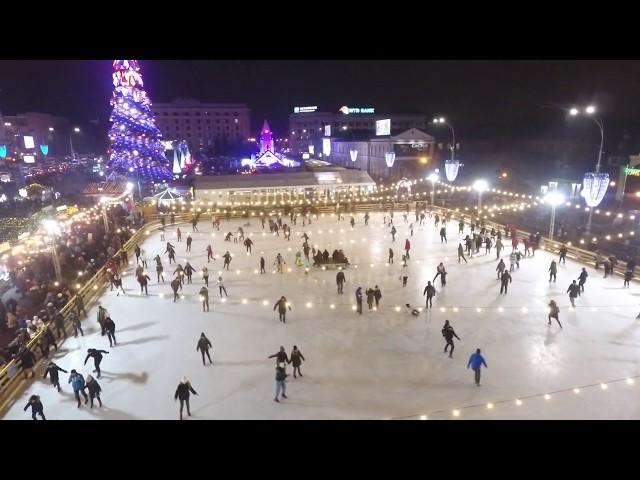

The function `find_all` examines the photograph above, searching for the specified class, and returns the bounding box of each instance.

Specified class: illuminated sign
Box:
[324,125,331,137]
[0,145,6,158]
[302,153,310,159]
[322,138,331,156]
[339,106,375,115]
[23,155,36,164]
[23,136,35,149]
[308,145,315,155]
[376,119,391,136]
[625,167,640,176]
[293,106,318,113]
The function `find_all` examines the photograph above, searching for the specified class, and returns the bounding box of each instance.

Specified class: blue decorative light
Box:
[39,145,49,155]
[0,145,6,158]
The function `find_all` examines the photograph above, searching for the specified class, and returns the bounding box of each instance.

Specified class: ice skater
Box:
[199,286,209,311]
[137,271,151,295]
[391,225,397,242]
[273,296,291,323]
[84,375,103,408]
[269,346,290,365]
[499,271,512,294]
[559,244,568,264]
[68,370,89,408]
[24,395,45,420]
[440,226,447,244]
[196,332,213,365]
[217,276,228,297]
[171,278,181,302]
[174,377,198,420]
[104,317,116,347]
[567,280,580,307]
[549,260,557,282]
[244,237,253,253]
[260,256,266,274]
[223,251,232,271]
[496,259,506,279]
[202,266,209,287]
[467,348,488,386]
[355,287,363,314]
[43,361,68,392]
[404,238,411,259]
[184,262,195,284]
[388,248,394,264]
[548,300,562,328]
[206,245,214,262]
[577,268,588,292]
[274,364,288,402]
[423,281,436,308]
[458,243,467,263]
[374,285,382,308]
[336,270,346,294]
[442,320,461,358]
[400,263,410,287]
[84,348,109,379]
[69,311,83,337]
[433,262,447,287]
[186,234,192,252]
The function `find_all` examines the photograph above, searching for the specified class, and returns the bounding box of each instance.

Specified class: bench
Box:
[314,262,349,270]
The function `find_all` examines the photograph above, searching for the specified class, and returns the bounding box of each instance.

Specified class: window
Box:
[234,118,239,124]
[195,112,201,116]
[173,112,179,116]
[174,119,179,124]
[216,119,220,124]
[163,112,169,116]
[224,112,230,116]
[206,119,211,124]
[233,112,238,116]
[215,112,220,116]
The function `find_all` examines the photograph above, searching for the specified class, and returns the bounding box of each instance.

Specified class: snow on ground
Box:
[5,212,640,420]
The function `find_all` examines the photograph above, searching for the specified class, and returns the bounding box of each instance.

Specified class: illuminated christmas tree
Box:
[107,60,172,181]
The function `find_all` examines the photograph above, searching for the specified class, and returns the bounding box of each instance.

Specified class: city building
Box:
[152,99,250,152]
[0,111,73,163]
[288,105,427,154]
[326,128,436,182]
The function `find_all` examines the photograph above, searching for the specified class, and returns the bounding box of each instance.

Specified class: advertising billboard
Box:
[23,136,35,149]
[376,119,391,136]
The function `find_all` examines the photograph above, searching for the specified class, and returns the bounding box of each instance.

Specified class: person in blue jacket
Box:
[467,348,488,387]
[68,369,89,408]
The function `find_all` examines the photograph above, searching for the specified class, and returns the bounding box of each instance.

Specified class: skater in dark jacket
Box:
[196,332,213,365]
[171,278,181,302]
[388,248,394,264]
[290,345,305,378]
[433,263,447,286]
[184,262,195,284]
[186,234,192,252]
[500,271,512,294]
[355,287,363,314]
[174,377,198,420]
[273,297,291,323]
[137,272,151,295]
[577,268,588,292]
[366,288,375,309]
[84,348,109,378]
[206,245,214,262]
[373,285,382,308]
[43,361,68,392]
[268,346,290,365]
[84,375,103,408]
[548,261,558,282]
[104,317,116,347]
[567,280,580,307]
[423,281,436,308]
[442,320,461,358]
[260,256,266,274]
[24,395,45,420]
[69,311,83,337]
[199,286,209,312]
[17,346,36,379]
[559,244,568,264]
[457,243,467,263]
[624,269,633,288]
[336,271,346,294]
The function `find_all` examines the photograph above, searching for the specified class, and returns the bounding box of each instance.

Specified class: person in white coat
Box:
[400,263,410,287]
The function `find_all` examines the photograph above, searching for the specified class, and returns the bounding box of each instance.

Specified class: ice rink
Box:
[5,211,640,420]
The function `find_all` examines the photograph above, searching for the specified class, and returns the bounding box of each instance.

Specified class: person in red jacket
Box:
[511,236,519,252]
[404,238,411,259]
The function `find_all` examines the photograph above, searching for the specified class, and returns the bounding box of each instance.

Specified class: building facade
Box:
[328,128,436,182]
[152,99,251,152]
[0,111,72,163]
[288,106,427,154]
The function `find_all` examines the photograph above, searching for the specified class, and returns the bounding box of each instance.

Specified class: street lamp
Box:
[473,179,489,210]
[69,126,81,160]
[428,173,439,206]
[569,105,607,232]
[432,116,460,181]
[42,219,62,282]
[544,191,565,240]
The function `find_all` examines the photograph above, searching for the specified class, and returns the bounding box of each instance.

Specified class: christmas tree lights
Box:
[107,60,172,181]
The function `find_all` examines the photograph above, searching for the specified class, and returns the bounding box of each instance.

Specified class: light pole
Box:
[42,219,62,282]
[428,173,439,206]
[544,191,565,240]
[473,179,489,211]
[569,105,604,233]
[432,117,456,162]
[69,126,80,160]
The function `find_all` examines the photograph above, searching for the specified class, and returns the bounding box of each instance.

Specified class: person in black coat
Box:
[500,271,512,294]
[84,348,109,378]
[104,317,116,347]
[442,320,461,358]
[171,278,181,302]
[289,345,305,378]
[84,375,103,408]
[137,273,151,295]
[52,311,67,340]
[43,361,68,392]
[268,346,290,365]
[273,297,291,323]
[196,332,213,365]
[174,377,198,420]
[24,395,45,420]
[423,281,436,309]
[336,271,346,294]
[17,346,36,379]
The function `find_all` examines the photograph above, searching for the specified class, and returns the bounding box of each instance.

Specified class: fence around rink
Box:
[1,203,636,418]
[0,220,164,417]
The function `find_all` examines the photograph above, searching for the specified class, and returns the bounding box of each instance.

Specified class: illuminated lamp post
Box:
[428,172,439,206]
[433,116,460,181]
[569,105,608,233]
[69,126,80,160]
[42,219,62,282]
[473,179,489,210]
[544,191,565,240]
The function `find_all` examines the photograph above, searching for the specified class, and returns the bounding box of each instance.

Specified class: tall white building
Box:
[153,99,251,151]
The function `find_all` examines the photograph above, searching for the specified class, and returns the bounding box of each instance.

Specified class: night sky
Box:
[1,60,639,141]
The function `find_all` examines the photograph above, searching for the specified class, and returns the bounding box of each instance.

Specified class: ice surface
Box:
[5,212,640,420]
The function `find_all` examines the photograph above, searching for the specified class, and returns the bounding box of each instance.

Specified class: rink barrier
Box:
[0,220,163,418]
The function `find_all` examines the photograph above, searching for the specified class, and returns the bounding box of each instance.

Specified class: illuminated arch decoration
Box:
[581,172,609,207]
[445,158,461,182]
[0,145,6,158]
[349,149,358,162]
[396,177,412,196]
[39,145,49,156]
